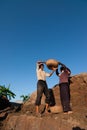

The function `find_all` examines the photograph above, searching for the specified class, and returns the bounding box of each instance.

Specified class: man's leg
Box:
[35,105,39,113]
[35,80,44,116]
[44,82,50,113]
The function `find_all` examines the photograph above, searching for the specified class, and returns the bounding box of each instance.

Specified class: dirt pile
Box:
[0,73,87,130]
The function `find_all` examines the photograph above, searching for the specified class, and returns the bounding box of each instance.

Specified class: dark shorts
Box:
[35,80,50,106]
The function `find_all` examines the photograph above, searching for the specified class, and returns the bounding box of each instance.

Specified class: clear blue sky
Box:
[0,0,87,102]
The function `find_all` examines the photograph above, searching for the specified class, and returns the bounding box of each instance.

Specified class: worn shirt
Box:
[59,70,70,84]
[36,64,50,81]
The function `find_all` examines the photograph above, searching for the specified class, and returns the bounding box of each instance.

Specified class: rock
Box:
[1,73,87,130]
[50,105,63,113]
[0,112,8,121]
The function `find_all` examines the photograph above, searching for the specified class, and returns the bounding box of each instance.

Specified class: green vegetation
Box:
[20,94,30,102]
[0,85,16,100]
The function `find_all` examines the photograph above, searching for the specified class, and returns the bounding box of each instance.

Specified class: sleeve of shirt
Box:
[45,72,50,77]
[36,63,39,72]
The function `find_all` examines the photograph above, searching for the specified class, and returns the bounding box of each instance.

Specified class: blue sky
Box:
[0,0,87,102]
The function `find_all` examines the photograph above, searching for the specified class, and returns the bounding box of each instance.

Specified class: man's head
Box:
[60,66,65,72]
[39,63,44,69]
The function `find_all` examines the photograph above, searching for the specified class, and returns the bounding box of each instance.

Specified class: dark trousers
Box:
[59,83,71,112]
[35,80,50,106]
